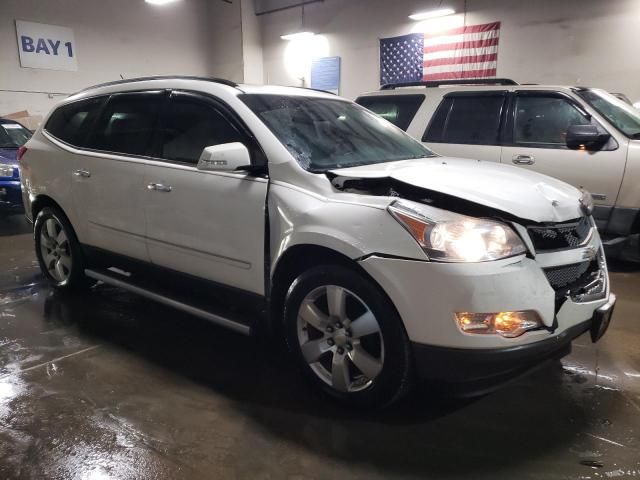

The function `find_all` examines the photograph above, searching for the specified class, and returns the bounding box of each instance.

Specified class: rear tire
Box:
[34,206,92,290]
[284,264,414,409]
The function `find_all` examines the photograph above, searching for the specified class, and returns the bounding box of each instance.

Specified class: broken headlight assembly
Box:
[388,200,526,262]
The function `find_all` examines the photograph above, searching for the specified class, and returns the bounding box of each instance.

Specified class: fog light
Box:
[455,311,542,338]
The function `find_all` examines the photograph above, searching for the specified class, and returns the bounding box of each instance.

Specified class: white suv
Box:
[20,76,615,408]
[357,79,640,261]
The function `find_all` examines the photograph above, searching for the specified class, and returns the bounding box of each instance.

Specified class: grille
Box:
[543,249,607,303]
[527,216,592,252]
[544,261,591,289]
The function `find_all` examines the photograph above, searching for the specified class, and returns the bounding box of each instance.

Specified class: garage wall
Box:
[259,0,640,101]
[0,0,214,117]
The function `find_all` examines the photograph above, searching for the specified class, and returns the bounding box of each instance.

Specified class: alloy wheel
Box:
[297,285,385,393]
[39,217,72,283]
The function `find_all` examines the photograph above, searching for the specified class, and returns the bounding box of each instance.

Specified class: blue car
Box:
[0,119,32,215]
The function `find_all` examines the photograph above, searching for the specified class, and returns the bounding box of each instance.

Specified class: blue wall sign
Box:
[311,56,341,94]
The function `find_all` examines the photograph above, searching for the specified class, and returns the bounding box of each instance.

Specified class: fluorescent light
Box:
[409,8,455,20]
[280,31,315,41]
[145,0,180,5]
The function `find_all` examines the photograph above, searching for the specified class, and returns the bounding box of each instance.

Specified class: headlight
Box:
[388,201,526,262]
[0,165,15,177]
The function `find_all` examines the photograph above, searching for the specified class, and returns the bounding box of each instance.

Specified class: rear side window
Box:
[45,97,105,147]
[355,94,425,131]
[89,91,165,156]
[158,93,244,164]
[423,94,505,145]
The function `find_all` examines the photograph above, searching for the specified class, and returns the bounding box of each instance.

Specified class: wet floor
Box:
[0,216,639,480]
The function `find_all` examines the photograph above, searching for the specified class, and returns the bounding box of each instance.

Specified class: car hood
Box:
[329,157,585,223]
[0,148,18,165]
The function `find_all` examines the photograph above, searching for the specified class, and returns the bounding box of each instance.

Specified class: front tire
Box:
[284,264,414,409]
[34,206,90,290]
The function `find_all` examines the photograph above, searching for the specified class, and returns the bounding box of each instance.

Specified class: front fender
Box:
[268,182,426,272]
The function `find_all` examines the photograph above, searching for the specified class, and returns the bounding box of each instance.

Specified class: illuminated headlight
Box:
[388,201,526,262]
[456,311,543,338]
[0,165,15,177]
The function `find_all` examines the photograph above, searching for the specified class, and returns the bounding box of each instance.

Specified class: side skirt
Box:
[82,245,266,335]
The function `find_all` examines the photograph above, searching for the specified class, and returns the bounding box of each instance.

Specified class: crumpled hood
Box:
[329,157,585,223]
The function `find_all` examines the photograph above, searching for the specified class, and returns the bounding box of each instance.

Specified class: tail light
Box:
[16,146,28,162]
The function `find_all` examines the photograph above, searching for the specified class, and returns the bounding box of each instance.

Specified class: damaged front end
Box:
[328,169,608,311]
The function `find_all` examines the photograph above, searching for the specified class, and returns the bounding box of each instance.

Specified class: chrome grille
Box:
[527,216,592,252]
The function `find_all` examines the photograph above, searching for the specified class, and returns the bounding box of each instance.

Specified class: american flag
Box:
[380,22,501,85]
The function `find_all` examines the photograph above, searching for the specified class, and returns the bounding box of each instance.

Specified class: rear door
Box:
[500,91,626,212]
[422,91,506,162]
[71,90,166,261]
[143,91,268,294]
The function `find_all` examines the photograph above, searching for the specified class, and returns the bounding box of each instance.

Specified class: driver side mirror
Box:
[197,142,251,172]
[566,125,611,150]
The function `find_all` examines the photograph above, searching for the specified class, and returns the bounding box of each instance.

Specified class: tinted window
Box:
[0,122,31,148]
[159,94,244,164]
[89,92,164,156]
[422,98,452,142]
[355,95,425,131]
[514,96,591,145]
[241,94,435,172]
[45,97,105,147]
[424,95,504,145]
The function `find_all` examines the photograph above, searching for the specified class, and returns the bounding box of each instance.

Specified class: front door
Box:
[143,91,268,294]
[500,92,627,212]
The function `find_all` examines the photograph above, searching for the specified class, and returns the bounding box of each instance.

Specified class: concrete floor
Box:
[0,216,638,480]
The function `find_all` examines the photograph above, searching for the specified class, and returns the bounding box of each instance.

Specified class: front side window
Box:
[45,96,105,147]
[0,122,31,148]
[576,88,640,138]
[240,94,434,172]
[355,94,425,131]
[159,94,244,164]
[514,96,591,146]
[423,95,505,145]
[89,92,165,156]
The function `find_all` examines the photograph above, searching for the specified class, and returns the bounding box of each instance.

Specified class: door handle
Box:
[147,183,172,192]
[73,169,91,178]
[512,155,535,165]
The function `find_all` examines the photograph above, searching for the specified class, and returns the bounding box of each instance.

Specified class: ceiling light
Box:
[145,0,180,5]
[281,31,315,41]
[409,8,455,20]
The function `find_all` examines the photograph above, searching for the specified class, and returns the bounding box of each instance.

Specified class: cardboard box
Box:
[2,110,43,131]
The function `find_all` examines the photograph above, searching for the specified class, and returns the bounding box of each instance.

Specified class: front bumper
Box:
[0,180,24,213]
[412,293,615,384]
[359,228,614,386]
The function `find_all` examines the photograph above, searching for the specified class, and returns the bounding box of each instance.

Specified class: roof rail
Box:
[380,78,518,90]
[74,75,238,94]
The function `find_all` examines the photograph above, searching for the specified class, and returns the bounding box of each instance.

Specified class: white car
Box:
[19,76,615,408]
[357,79,640,262]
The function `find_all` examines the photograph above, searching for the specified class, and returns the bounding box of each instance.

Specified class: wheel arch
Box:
[31,195,83,251]
[268,243,399,336]
[31,194,66,220]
